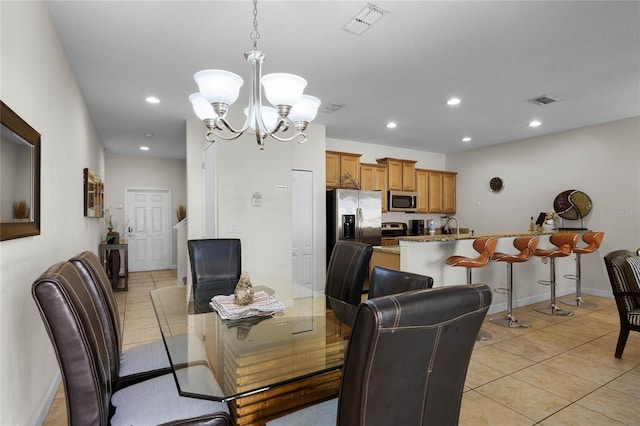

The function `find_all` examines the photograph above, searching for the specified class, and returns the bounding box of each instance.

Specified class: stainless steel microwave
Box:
[388,190,418,212]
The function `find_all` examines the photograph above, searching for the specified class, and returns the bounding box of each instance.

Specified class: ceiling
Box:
[47,1,640,160]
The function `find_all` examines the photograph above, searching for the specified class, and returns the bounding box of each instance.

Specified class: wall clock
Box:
[489,177,504,192]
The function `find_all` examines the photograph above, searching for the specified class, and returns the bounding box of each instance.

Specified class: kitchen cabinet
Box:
[415,169,429,213]
[376,158,416,191]
[326,151,361,188]
[360,163,388,212]
[427,170,457,213]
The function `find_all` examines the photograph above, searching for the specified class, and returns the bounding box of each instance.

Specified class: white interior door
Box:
[292,170,314,298]
[126,188,171,272]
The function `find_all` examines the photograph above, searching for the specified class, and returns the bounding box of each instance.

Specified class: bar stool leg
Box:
[535,258,574,316]
[490,263,531,328]
[466,267,492,340]
[560,254,597,308]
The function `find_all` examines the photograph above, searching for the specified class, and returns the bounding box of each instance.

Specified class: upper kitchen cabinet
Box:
[376,158,417,191]
[326,151,361,188]
[360,163,388,212]
[415,169,429,213]
[427,170,457,213]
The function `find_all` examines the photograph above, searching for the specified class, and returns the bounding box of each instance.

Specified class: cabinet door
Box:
[326,152,341,188]
[428,171,444,213]
[373,166,388,212]
[386,159,403,190]
[415,169,429,213]
[340,154,361,183]
[443,172,457,213]
[402,162,416,191]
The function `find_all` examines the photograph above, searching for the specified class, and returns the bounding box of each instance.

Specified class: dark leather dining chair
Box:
[188,238,242,297]
[368,265,433,299]
[325,241,373,326]
[267,283,492,426]
[70,251,207,388]
[603,250,640,358]
[32,261,231,426]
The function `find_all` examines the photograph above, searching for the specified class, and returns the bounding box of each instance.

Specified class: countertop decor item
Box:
[189,0,321,150]
[553,189,592,229]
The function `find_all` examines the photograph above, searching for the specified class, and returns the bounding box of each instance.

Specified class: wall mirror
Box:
[1,101,41,241]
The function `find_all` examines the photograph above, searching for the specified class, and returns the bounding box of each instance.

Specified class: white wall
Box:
[0,2,105,424]
[448,116,640,295]
[187,110,326,290]
[105,153,187,268]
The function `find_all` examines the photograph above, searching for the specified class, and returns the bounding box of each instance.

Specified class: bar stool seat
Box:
[534,233,579,316]
[447,237,498,340]
[560,231,604,307]
[491,236,538,328]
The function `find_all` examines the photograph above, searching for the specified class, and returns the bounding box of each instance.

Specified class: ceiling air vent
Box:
[342,3,388,35]
[320,103,345,114]
[528,95,559,106]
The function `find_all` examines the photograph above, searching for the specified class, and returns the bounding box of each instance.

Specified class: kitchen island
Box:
[373,230,588,315]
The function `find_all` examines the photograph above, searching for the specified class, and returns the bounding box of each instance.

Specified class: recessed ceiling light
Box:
[447,97,461,106]
[145,133,153,138]
[140,146,150,151]
[529,120,542,127]
[462,137,472,142]
[145,96,160,104]
[386,122,397,129]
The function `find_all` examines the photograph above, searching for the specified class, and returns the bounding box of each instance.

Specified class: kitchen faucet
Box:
[444,216,459,237]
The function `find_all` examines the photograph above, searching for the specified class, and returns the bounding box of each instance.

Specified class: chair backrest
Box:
[70,251,122,377]
[580,231,605,251]
[472,237,498,263]
[513,236,539,260]
[338,284,492,426]
[188,239,242,284]
[604,250,640,319]
[549,233,579,252]
[325,241,373,306]
[32,262,112,426]
[368,266,434,299]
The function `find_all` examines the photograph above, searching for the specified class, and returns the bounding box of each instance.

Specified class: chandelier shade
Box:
[261,73,307,108]
[194,70,244,105]
[245,106,279,133]
[288,95,322,123]
[189,93,217,120]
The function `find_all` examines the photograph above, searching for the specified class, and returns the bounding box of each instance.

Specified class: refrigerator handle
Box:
[356,207,363,241]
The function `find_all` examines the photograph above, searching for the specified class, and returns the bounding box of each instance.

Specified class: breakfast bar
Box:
[375,230,587,315]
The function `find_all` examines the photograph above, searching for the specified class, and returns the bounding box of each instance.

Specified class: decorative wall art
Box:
[83,168,104,218]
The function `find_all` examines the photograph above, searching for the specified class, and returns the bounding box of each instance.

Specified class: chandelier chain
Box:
[250,0,261,50]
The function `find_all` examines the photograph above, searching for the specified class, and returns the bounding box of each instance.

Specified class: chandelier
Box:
[189,0,321,150]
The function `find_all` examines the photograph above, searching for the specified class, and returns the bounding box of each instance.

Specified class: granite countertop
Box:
[395,230,556,243]
[373,245,401,254]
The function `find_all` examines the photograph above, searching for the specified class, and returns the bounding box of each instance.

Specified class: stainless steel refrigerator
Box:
[326,189,382,261]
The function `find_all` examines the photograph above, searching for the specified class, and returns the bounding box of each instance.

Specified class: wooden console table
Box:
[99,241,128,291]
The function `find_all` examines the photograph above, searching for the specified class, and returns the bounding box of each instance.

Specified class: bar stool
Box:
[490,236,538,328]
[446,237,498,341]
[559,231,604,308]
[533,233,579,316]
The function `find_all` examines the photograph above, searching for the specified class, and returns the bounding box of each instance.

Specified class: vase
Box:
[106,229,119,244]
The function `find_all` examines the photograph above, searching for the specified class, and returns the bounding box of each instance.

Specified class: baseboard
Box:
[36,372,61,425]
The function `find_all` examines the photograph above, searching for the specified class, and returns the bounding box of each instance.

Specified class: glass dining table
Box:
[150,278,351,426]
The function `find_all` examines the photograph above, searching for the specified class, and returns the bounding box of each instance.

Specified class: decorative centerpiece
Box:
[542,211,556,231]
[234,272,255,305]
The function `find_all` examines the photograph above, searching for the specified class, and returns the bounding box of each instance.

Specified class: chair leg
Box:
[490,263,531,328]
[535,257,574,316]
[560,254,597,308]
[615,327,630,358]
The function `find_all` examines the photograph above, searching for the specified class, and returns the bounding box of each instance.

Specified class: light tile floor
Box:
[44,272,640,425]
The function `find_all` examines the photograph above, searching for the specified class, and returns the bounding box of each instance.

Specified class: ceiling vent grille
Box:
[342,3,388,35]
[320,103,345,114]
[528,95,559,106]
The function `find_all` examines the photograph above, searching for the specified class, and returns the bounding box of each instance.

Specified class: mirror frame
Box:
[1,101,41,241]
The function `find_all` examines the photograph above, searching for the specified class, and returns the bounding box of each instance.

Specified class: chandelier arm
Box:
[208,129,245,141]
[268,131,307,144]
[214,116,250,136]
